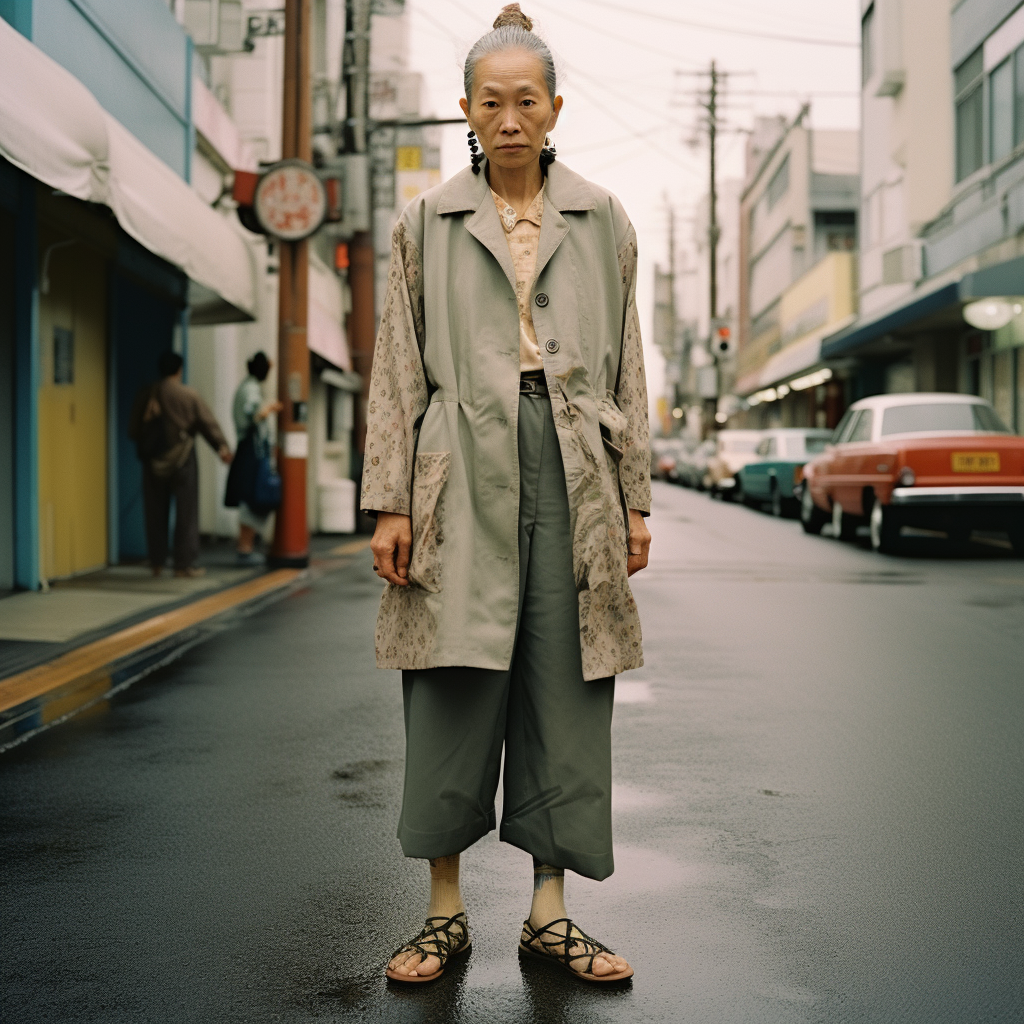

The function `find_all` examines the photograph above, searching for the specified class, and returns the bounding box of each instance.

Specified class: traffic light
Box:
[711,320,734,359]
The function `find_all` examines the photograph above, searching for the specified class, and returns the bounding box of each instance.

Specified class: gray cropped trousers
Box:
[397,392,616,881]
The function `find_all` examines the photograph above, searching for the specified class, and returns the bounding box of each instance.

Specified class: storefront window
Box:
[993,350,1014,427]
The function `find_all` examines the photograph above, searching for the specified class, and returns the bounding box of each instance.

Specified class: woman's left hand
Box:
[627,509,651,577]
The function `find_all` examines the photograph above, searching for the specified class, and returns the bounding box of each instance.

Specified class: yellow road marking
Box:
[329,538,372,557]
[0,569,301,715]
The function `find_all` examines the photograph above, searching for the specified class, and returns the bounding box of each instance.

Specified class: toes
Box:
[415,954,441,977]
[589,952,629,977]
[388,951,411,972]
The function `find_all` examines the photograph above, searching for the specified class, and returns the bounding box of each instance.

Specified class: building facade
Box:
[736,111,860,429]
[823,0,1024,433]
[0,0,433,592]
[0,0,257,590]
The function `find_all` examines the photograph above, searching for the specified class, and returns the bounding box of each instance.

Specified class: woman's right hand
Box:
[371,512,412,586]
[258,400,284,421]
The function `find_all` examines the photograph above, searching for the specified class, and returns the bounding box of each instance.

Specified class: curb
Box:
[0,568,305,752]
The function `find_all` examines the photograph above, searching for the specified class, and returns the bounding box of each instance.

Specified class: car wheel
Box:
[870,500,902,554]
[832,502,860,542]
[947,524,973,554]
[800,482,829,535]
[1008,526,1024,557]
[770,483,783,518]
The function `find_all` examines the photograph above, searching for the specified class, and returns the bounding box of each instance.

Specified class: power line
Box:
[528,0,704,67]
[434,0,701,173]
[574,0,860,48]
[408,2,472,45]
[565,123,683,155]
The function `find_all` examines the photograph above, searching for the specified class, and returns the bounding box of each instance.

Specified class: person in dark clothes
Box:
[129,351,232,577]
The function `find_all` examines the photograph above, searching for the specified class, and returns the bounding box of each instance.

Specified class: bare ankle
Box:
[529,861,566,926]
[427,855,466,918]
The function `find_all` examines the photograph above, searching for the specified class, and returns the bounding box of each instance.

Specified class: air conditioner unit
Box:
[183,0,245,55]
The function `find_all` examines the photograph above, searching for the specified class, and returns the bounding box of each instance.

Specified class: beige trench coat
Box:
[360,161,651,680]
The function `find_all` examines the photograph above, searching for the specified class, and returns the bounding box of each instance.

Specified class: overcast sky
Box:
[406,0,862,406]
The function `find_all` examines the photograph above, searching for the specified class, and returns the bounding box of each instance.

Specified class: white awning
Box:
[736,314,856,396]
[0,18,256,322]
[0,17,108,201]
[104,115,256,321]
[308,253,352,371]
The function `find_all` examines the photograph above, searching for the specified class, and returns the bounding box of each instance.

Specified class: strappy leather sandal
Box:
[518,917,634,983]
[385,912,471,983]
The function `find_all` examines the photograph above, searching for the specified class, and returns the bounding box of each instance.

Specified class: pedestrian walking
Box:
[129,351,231,577]
[224,351,283,564]
[362,4,651,986]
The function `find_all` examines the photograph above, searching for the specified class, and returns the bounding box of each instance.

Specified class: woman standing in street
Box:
[361,4,651,985]
[228,351,281,564]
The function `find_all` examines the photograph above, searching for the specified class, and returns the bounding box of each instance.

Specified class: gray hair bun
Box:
[493,4,533,31]
[464,4,556,102]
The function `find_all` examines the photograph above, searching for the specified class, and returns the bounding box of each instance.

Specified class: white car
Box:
[704,430,764,499]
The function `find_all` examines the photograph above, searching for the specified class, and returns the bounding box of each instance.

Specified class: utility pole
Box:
[344,0,374,486]
[707,60,719,324]
[667,199,677,341]
[676,60,751,435]
[271,0,313,568]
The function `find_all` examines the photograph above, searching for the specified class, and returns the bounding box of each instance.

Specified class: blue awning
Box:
[821,253,1024,359]
[821,283,960,359]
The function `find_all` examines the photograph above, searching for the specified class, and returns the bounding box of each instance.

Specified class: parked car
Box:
[738,428,833,517]
[799,393,1024,554]
[651,437,679,481]
[677,439,716,489]
[651,437,694,483]
[704,430,764,499]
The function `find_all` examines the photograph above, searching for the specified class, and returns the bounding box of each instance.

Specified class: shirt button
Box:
[545,339,559,354]
[535,293,549,307]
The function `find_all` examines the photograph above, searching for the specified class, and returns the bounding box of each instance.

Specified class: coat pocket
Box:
[408,451,451,593]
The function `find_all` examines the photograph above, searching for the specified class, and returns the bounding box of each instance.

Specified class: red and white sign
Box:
[253,160,327,240]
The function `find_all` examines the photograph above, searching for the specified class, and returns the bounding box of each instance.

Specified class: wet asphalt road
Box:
[3,481,1024,1023]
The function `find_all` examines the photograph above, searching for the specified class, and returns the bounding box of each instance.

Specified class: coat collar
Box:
[436,160,598,215]
[439,161,596,292]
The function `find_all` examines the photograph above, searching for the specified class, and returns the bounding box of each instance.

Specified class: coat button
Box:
[535,292,549,307]
[545,339,559,354]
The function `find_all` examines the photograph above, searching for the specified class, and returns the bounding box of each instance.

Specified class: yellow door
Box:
[37,232,108,579]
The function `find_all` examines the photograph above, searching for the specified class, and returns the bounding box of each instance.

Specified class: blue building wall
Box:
[0,0,194,586]
[1,0,192,179]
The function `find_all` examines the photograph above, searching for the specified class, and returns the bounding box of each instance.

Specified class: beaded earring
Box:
[468,129,484,175]
[540,134,557,170]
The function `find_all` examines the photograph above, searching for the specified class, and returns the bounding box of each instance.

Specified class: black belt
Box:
[520,372,548,396]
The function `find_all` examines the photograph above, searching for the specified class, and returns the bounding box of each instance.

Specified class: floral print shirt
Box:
[491,183,546,372]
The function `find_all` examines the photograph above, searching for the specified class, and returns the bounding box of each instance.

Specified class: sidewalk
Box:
[0,536,370,750]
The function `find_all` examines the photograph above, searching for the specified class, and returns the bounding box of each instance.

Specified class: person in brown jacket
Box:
[129,351,231,577]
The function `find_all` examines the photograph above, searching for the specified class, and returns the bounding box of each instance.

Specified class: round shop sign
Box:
[253,160,327,240]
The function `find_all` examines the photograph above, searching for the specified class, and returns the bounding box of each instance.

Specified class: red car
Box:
[799,393,1024,554]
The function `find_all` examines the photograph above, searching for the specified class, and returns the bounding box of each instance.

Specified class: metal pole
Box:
[708,60,719,323]
[271,0,312,568]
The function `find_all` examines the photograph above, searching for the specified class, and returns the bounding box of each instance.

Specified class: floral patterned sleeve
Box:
[615,224,652,515]
[359,216,428,516]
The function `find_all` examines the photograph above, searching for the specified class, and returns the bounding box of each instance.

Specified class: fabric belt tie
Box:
[520,372,548,397]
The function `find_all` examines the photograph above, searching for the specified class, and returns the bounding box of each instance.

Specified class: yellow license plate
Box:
[952,452,1000,472]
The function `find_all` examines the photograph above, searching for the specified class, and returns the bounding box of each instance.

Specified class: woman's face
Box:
[459,49,562,173]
